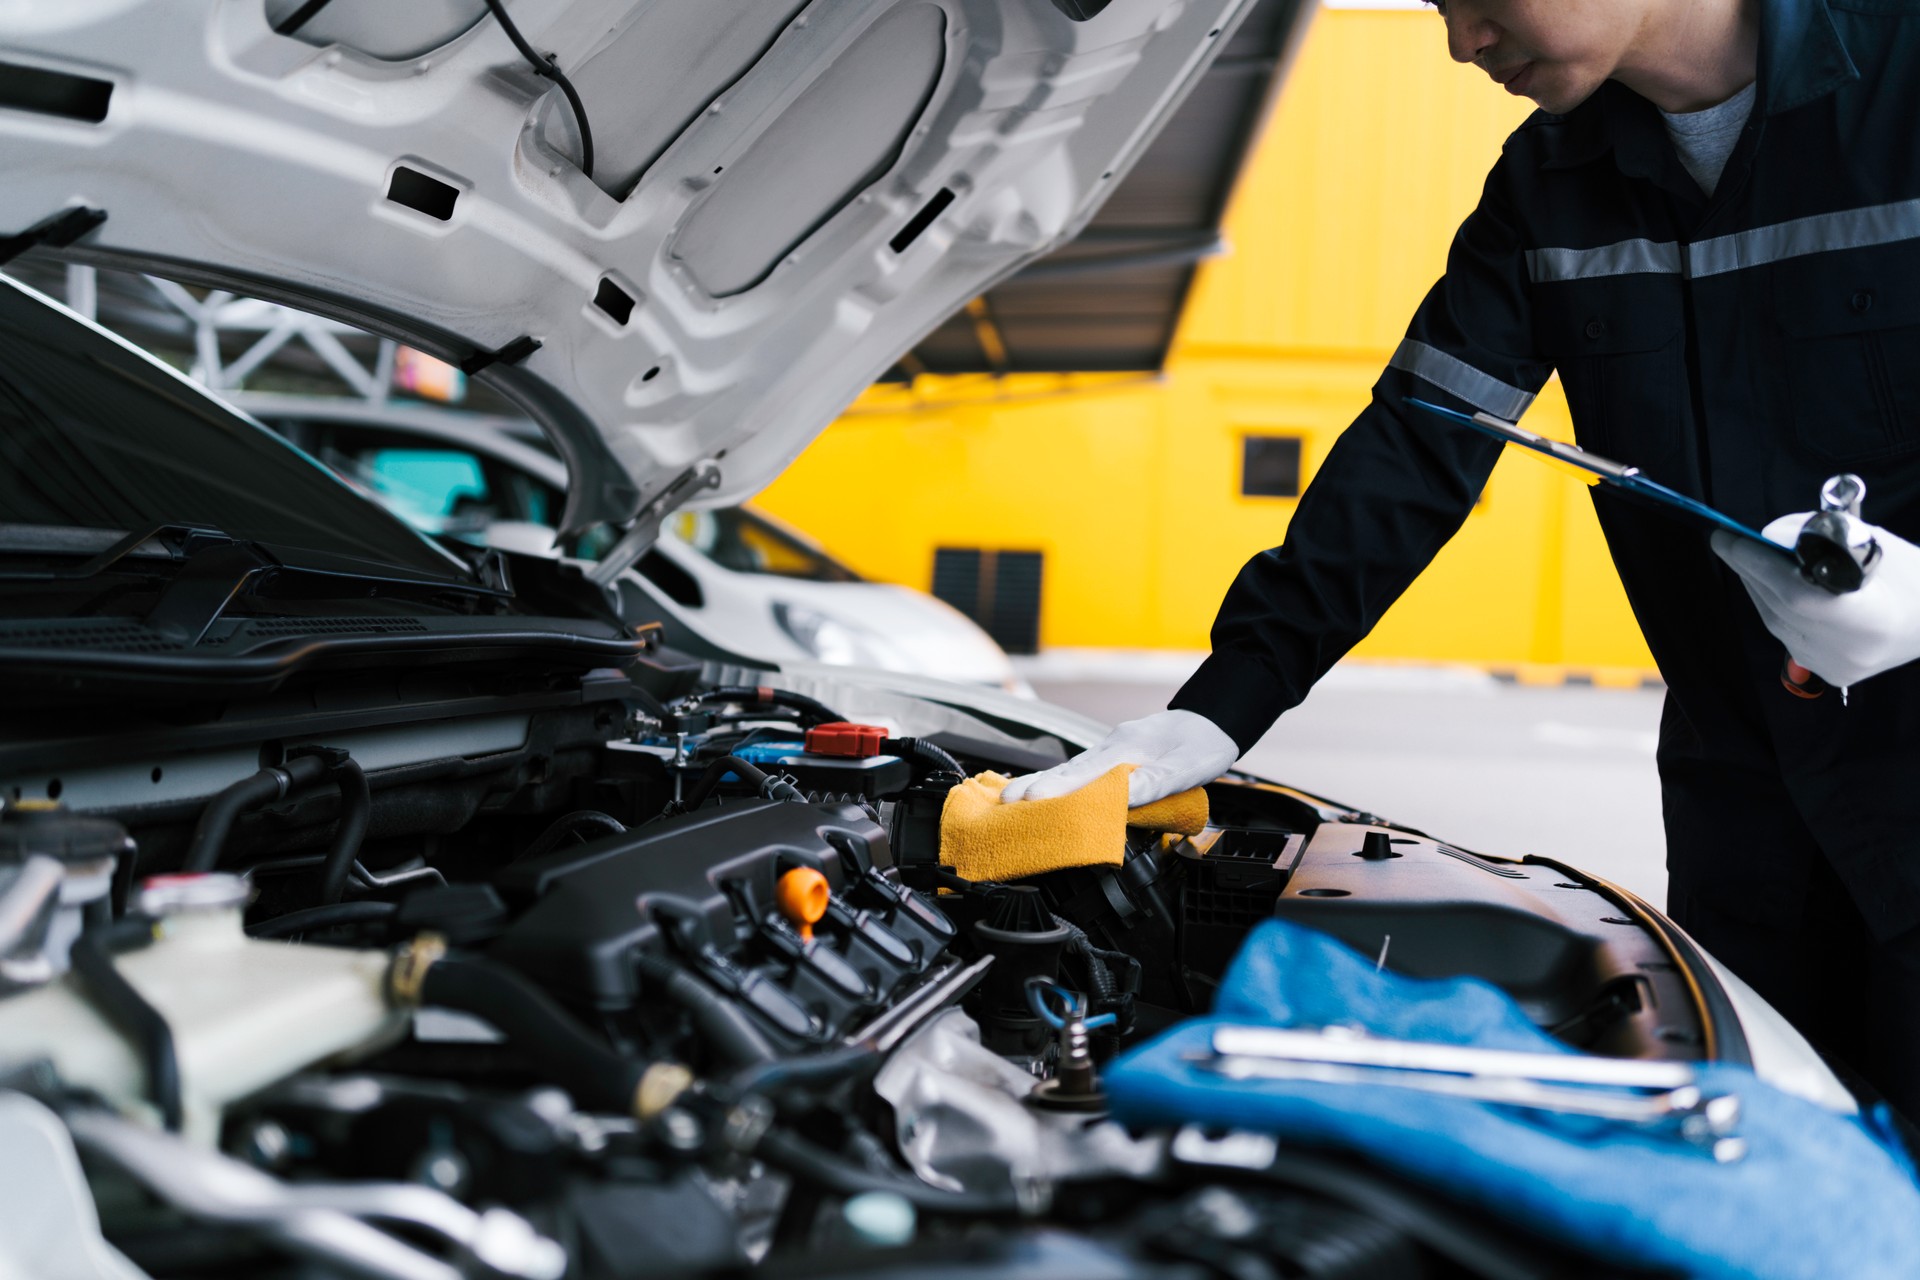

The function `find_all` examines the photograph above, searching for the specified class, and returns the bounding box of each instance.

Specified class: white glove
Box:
[1712,514,1920,687]
[1000,709,1240,807]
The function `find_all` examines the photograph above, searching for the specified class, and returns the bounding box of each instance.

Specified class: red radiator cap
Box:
[804,722,889,758]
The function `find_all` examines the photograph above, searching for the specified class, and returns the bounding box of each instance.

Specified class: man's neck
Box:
[1613,0,1762,113]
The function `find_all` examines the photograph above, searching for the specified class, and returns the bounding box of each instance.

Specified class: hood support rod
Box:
[586,463,722,587]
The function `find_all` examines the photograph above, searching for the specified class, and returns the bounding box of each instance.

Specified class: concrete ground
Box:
[1015,651,1671,909]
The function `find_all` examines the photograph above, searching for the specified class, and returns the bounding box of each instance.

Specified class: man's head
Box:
[1427,0,1654,115]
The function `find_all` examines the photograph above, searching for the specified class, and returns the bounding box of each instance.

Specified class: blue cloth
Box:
[1105,920,1920,1279]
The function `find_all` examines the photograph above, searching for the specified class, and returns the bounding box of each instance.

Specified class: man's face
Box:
[1434,0,1641,114]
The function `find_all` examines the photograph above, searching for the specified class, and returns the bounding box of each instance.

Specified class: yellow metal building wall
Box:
[755,5,1657,675]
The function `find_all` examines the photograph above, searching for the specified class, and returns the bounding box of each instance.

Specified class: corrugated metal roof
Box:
[893,0,1312,376]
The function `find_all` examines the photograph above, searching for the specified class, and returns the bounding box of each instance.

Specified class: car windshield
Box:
[0,278,470,582]
[666,508,859,583]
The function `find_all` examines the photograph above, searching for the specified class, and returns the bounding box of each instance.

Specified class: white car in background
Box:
[230,394,1028,693]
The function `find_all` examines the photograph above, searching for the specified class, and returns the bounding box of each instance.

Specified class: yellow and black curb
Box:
[1484,664,1664,690]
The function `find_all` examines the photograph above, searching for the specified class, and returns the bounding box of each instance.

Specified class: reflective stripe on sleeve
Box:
[1388,340,1537,420]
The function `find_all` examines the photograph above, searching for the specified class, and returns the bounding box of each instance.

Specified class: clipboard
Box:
[1406,397,1792,559]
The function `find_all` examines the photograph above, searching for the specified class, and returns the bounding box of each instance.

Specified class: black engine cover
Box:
[490,801,956,1045]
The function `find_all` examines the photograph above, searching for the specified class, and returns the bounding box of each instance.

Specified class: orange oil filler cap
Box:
[776,867,831,942]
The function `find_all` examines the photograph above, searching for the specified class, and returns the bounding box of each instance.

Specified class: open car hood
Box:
[0,0,1261,552]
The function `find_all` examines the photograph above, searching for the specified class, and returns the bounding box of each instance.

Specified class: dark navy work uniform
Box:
[1172,0,1920,1114]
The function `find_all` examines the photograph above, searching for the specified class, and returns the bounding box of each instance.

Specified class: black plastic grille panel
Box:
[0,621,184,652]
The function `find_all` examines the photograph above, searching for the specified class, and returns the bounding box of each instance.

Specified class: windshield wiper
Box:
[143,534,276,646]
[0,523,512,646]
[0,522,223,581]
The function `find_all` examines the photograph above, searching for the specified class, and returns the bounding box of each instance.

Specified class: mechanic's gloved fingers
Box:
[996,770,1051,804]
[1125,765,1167,808]
[1739,562,1802,619]
[1723,509,1920,687]
[996,772,1040,803]
[1124,724,1239,805]
[1000,755,1111,803]
[1714,527,1791,585]
[1001,769,1086,803]
[1713,529,1803,617]
[1748,594,1856,683]
[1126,764,1196,807]
[1744,585,1825,670]
[1128,761,1234,807]
[1002,709,1240,806]
[1760,512,1815,547]
[1710,528,1766,584]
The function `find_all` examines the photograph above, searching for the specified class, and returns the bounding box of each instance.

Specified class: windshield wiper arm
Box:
[4,522,278,645]
[145,537,274,646]
[3,520,504,595]
[143,535,520,646]
[4,522,514,643]
[0,522,237,582]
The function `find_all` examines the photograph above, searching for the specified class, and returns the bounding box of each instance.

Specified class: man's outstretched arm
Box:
[1006,151,1551,805]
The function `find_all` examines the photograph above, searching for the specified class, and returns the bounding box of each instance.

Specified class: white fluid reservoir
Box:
[0,874,405,1143]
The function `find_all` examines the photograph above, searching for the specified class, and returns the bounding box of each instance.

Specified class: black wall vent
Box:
[1240,434,1303,498]
[0,62,112,123]
[932,547,1044,655]
[387,166,460,221]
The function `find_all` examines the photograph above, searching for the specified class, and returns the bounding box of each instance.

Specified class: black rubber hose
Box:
[69,930,181,1131]
[1057,919,1118,1004]
[679,755,783,813]
[634,953,777,1067]
[934,867,983,896]
[316,758,371,906]
[272,0,335,35]
[182,755,332,873]
[182,770,288,873]
[698,686,844,727]
[420,956,641,1113]
[754,1127,1021,1215]
[886,737,966,778]
[520,810,626,861]
[248,900,396,940]
[1245,1149,1558,1280]
[482,0,594,178]
[724,1044,878,1102]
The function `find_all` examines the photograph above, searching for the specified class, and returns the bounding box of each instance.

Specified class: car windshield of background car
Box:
[0,282,469,582]
[670,509,859,582]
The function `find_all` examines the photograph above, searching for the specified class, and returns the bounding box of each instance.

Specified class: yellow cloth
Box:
[938,766,1209,883]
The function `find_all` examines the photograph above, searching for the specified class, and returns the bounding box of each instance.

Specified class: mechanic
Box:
[1006,0,1920,1119]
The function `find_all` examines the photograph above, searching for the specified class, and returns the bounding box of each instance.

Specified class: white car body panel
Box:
[682,572,1020,686]
[0,0,1261,537]
[1700,950,1859,1114]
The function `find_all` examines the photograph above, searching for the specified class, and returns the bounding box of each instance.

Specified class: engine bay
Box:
[0,658,1730,1280]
